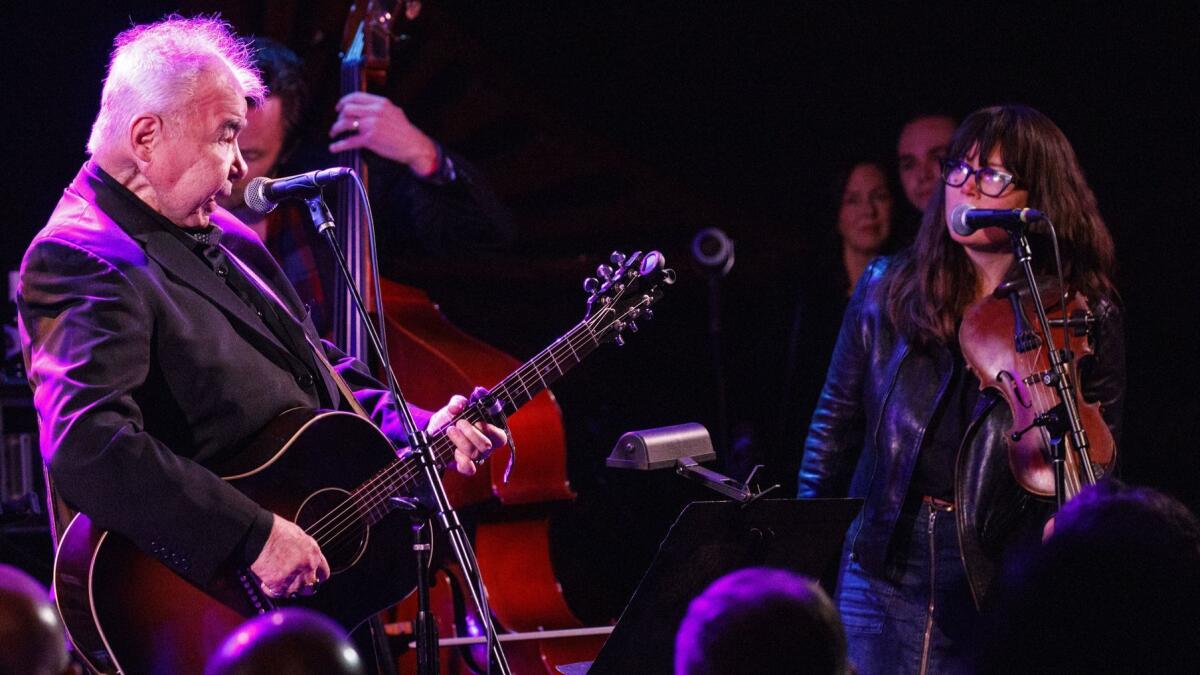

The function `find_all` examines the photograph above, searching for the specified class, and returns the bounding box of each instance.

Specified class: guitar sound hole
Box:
[295,488,369,574]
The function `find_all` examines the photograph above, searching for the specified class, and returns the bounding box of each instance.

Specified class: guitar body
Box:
[54,410,419,675]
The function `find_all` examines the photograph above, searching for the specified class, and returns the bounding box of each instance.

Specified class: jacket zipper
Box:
[919,505,938,675]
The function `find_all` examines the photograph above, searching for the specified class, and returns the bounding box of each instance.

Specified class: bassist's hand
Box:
[328,92,440,176]
[251,514,330,598]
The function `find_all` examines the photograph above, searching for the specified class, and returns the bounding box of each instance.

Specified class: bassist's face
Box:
[218,96,287,212]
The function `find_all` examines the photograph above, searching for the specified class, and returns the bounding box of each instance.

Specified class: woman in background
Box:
[834,160,896,295]
[774,159,899,494]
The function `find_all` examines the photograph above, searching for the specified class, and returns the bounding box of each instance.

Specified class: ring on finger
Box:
[351,119,360,131]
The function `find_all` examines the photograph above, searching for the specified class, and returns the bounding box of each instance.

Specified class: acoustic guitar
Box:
[52,251,673,675]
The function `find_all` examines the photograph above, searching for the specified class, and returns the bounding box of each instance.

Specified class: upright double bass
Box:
[332,3,605,672]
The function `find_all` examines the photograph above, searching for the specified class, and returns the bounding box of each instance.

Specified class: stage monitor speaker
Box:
[586,497,861,675]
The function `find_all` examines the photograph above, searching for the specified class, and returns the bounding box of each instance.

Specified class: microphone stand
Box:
[304,193,512,675]
[1007,225,1096,510]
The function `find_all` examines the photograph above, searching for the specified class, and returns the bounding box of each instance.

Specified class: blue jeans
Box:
[836,501,980,674]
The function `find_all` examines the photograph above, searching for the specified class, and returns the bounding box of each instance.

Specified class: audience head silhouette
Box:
[204,608,365,675]
[675,567,847,675]
[0,564,75,675]
[982,481,1200,673]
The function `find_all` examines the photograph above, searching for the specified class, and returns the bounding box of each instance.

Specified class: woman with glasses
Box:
[797,104,1124,674]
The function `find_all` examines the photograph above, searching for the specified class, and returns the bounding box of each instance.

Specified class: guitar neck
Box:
[427,315,605,467]
[348,315,605,518]
[313,249,669,540]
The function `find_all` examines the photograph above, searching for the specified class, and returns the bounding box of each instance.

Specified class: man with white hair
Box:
[18,15,502,610]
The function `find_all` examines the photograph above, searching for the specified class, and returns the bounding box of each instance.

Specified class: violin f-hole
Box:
[997,370,1033,409]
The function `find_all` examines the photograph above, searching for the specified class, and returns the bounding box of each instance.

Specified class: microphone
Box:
[243,167,354,214]
[950,204,1045,237]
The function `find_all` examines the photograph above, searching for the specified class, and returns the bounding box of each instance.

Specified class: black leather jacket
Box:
[798,257,1125,606]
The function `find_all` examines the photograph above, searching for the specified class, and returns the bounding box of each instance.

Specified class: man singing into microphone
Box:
[18,15,506,664]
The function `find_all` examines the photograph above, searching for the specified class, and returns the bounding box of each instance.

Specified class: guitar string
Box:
[304,313,610,548]
[305,287,657,551]
[302,305,616,547]
[302,305,627,549]
[305,284,658,548]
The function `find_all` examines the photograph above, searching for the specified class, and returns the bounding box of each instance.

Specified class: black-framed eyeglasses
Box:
[940,159,1018,198]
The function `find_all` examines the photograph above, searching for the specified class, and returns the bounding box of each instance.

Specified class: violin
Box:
[959,278,1116,502]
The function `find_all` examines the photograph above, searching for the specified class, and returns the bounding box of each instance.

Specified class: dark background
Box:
[3,1,1198,622]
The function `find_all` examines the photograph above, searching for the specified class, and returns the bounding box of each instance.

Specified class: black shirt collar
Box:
[91,161,226,251]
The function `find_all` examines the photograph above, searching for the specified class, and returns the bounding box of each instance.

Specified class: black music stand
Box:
[585,497,861,675]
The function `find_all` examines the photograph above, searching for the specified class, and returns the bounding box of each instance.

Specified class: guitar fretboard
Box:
[304,270,661,551]
[328,308,618,538]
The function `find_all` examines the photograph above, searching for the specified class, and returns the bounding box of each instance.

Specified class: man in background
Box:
[895,113,956,213]
[216,37,514,336]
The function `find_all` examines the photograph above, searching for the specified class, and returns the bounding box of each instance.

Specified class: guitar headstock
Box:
[583,251,676,346]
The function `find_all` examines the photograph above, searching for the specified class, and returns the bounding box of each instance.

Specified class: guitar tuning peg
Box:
[597,264,614,281]
[610,251,626,267]
[628,321,639,333]
[614,334,625,347]
[583,277,600,294]
[643,308,654,320]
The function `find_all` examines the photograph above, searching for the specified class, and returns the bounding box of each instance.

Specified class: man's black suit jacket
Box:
[18,162,431,586]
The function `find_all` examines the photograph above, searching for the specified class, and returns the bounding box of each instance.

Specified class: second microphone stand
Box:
[1006,224,1096,510]
[305,193,512,675]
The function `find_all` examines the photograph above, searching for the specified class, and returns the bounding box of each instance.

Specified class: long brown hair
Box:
[883,104,1117,347]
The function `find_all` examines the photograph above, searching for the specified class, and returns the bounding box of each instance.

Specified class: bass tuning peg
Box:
[583,277,600,294]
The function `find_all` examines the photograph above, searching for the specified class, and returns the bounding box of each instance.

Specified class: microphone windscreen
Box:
[243,176,276,215]
[950,204,975,237]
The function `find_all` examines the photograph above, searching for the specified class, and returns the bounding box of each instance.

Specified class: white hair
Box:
[86,15,267,156]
